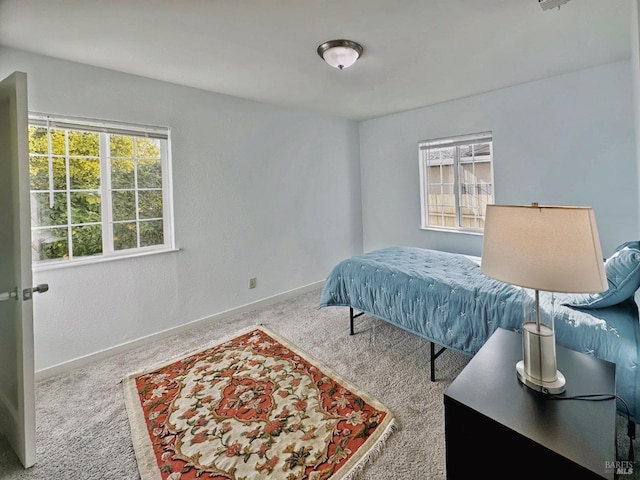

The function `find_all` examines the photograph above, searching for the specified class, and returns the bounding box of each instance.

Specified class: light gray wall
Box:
[0,46,363,371]
[633,1,640,230]
[359,60,637,257]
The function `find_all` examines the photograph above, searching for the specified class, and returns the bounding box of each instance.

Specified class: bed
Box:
[318,245,640,422]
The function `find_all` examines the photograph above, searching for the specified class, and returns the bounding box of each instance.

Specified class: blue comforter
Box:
[319,246,640,421]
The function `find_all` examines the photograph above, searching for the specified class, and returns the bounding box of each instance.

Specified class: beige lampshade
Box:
[481,204,608,293]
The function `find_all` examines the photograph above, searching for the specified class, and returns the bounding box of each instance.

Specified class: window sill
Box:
[32,247,181,272]
[419,226,484,236]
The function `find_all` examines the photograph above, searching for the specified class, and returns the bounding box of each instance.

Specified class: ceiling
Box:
[0,0,632,121]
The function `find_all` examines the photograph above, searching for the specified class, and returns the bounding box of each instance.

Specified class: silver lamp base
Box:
[516,322,566,394]
[516,360,566,394]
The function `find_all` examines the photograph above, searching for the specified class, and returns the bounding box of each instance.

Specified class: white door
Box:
[0,71,37,468]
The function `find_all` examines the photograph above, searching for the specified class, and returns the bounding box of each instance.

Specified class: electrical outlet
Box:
[249,277,257,289]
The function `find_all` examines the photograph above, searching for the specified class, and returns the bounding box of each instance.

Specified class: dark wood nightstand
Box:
[444,328,616,480]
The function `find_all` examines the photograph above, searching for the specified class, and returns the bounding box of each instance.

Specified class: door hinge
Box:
[0,287,18,302]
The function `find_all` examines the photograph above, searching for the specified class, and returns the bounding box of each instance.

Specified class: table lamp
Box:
[481,203,607,394]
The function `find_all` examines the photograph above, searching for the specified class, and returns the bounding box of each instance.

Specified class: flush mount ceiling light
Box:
[317,39,363,70]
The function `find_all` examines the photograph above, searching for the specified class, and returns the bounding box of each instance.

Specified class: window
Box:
[419,132,494,232]
[28,114,174,266]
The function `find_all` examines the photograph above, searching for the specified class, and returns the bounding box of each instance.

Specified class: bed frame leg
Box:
[430,341,447,381]
[350,307,354,335]
[349,307,364,335]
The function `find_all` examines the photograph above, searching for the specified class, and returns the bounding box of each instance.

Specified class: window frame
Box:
[28,113,176,270]
[418,132,494,234]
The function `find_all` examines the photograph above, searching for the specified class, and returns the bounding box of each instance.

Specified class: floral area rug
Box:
[122,326,396,480]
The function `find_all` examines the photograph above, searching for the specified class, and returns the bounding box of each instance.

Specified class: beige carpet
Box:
[0,287,636,479]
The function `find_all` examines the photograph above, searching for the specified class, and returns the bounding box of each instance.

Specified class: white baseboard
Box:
[35,280,324,381]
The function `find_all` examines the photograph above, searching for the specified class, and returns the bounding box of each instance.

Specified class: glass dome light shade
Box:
[317,40,363,70]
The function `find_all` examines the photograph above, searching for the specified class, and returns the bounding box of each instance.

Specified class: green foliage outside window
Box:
[29,126,165,262]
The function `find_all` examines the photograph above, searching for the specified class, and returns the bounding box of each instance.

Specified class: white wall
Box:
[359,61,637,257]
[633,1,640,231]
[0,47,363,372]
